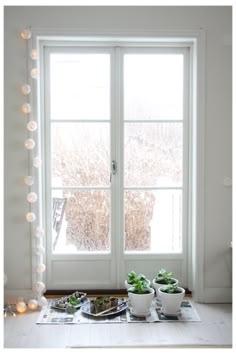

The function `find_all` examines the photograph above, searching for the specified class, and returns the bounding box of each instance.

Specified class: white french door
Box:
[42,42,190,290]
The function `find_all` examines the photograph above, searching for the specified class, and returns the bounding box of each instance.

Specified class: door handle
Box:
[110,160,117,182]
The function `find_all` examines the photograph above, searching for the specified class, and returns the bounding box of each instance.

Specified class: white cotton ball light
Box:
[35,226,45,238]
[28,299,38,310]
[26,212,36,223]
[16,301,27,313]
[31,49,39,60]
[35,281,46,293]
[20,29,31,40]
[21,84,31,95]
[27,192,38,203]
[31,68,39,79]
[36,263,46,273]
[24,138,35,150]
[22,103,31,114]
[24,175,34,186]
[27,120,37,132]
[35,246,45,255]
[33,157,42,168]
[38,296,48,307]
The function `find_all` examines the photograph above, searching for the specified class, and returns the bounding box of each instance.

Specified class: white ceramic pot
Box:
[158,286,185,315]
[128,287,155,317]
[124,280,133,290]
[152,278,178,303]
[125,279,151,291]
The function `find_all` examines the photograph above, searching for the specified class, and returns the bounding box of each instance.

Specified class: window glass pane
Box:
[124,54,183,120]
[51,123,110,187]
[124,123,183,187]
[124,190,182,253]
[52,190,110,253]
[50,53,110,120]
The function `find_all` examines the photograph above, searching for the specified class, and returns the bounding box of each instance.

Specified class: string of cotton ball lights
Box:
[19,27,47,314]
[3,29,46,317]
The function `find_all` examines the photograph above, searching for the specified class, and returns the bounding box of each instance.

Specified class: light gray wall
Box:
[4,6,232,302]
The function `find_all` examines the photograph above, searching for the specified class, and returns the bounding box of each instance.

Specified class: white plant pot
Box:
[152,278,178,303]
[125,279,151,291]
[128,287,154,317]
[158,286,185,315]
[124,280,133,290]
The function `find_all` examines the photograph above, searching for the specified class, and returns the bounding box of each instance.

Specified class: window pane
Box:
[124,123,183,187]
[124,54,183,120]
[52,190,110,253]
[124,190,182,253]
[50,53,110,120]
[51,123,110,187]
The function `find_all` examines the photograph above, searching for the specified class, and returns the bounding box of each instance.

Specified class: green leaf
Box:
[68,294,78,305]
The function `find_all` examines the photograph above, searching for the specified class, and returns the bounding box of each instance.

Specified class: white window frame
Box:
[30,30,205,298]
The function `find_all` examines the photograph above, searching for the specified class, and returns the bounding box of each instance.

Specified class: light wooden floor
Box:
[3,300,232,348]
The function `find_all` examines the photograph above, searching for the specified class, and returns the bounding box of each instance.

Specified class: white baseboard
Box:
[4,287,232,304]
[201,287,232,303]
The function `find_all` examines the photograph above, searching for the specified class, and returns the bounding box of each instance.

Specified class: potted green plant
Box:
[158,284,185,315]
[152,268,178,303]
[128,278,154,316]
[125,271,151,290]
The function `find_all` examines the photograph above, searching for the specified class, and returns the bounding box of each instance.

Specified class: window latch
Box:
[110,160,117,182]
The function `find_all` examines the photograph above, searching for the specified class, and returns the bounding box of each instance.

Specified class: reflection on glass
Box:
[50,53,110,120]
[52,190,110,253]
[124,54,183,120]
[124,190,182,253]
[124,123,183,187]
[51,123,110,187]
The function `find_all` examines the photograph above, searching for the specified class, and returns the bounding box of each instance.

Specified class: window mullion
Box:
[112,46,124,286]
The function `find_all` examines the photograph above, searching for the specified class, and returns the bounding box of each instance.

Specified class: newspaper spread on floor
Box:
[36,298,201,324]
[126,300,201,322]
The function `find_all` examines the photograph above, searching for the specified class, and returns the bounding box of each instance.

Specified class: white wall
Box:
[4,6,232,302]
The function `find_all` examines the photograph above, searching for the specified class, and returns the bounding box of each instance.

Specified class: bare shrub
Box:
[125,191,155,250]
[52,122,182,252]
[53,147,110,251]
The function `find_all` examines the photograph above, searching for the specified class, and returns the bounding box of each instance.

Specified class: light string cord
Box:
[21,27,47,312]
